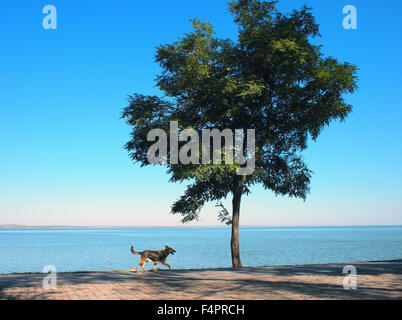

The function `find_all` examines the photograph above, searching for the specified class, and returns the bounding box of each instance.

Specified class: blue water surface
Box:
[0,226,401,274]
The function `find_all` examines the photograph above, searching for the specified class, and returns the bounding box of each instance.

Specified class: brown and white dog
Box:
[130,245,176,272]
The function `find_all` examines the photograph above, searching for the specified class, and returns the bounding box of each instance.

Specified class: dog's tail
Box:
[130,245,139,255]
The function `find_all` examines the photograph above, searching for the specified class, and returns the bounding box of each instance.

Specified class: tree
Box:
[121,0,358,268]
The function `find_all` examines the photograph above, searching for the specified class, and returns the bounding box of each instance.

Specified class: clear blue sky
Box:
[0,0,401,226]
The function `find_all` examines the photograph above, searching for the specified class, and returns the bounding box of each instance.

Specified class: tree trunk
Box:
[231,190,242,268]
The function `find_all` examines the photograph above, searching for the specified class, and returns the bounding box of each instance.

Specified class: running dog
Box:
[130,245,176,272]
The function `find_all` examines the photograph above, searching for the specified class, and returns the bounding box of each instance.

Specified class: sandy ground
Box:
[0,260,401,300]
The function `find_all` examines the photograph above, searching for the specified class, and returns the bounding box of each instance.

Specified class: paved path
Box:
[0,260,401,300]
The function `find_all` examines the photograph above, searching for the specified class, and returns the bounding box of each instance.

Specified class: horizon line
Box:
[0,224,401,229]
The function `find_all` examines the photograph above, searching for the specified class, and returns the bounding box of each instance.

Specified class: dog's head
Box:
[165,245,176,255]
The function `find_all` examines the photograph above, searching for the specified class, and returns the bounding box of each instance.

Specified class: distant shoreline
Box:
[0,224,401,229]
[0,224,401,230]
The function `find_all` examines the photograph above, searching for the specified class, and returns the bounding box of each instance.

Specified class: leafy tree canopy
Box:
[122,0,358,259]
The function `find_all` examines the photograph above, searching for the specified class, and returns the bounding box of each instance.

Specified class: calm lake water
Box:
[0,226,401,274]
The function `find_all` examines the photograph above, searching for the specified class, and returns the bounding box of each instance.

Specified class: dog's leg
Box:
[137,258,146,273]
[153,263,158,272]
[141,263,147,272]
[161,261,171,270]
[140,259,148,271]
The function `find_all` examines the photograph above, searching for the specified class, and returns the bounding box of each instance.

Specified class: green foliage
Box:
[122,0,358,223]
[216,201,232,225]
